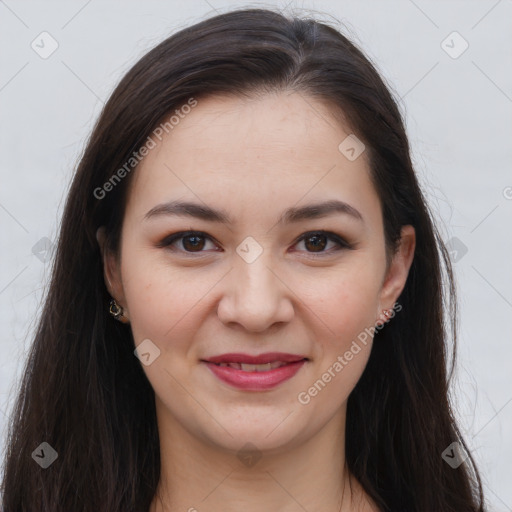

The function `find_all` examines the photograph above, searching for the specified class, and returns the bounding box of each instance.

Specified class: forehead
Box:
[125,92,381,228]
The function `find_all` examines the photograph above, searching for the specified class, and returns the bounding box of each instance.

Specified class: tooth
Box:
[214,361,291,371]
[256,363,272,372]
[240,363,258,372]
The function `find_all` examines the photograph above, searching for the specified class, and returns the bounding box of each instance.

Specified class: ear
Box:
[96,226,126,307]
[377,225,416,312]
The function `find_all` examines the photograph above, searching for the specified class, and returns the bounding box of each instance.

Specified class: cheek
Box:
[120,259,205,391]
[121,267,163,343]
[306,265,381,344]
[297,274,377,413]
[120,251,214,350]
[119,247,173,341]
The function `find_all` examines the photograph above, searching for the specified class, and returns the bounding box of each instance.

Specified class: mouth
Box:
[200,353,309,390]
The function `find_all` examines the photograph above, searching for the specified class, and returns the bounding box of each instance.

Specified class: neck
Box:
[149,400,374,512]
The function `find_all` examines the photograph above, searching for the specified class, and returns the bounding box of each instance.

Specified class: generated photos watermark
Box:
[297,302,402,405]
[93,97,197,200]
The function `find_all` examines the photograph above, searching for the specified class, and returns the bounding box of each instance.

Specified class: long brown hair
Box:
[0,7,485,511]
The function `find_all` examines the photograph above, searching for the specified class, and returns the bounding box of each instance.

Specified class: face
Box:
[101,91,415,454]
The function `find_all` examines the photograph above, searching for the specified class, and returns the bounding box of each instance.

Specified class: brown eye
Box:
[303,233,328,252]
[182,234,206,252]
[158,231,217,253]
[295,231,350,255]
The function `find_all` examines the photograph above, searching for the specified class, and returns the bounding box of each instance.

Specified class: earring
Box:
[109,298,129,323]
[375,308,392,327]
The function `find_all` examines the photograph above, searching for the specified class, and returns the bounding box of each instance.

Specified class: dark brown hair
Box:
[0,7,485,511]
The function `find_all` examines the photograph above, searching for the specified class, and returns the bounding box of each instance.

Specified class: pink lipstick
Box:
[202,352,308,391]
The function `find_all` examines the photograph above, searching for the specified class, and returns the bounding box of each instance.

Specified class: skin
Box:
[98,91,415,512]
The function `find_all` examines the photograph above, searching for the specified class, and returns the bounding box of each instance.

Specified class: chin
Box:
[202,419,306,454]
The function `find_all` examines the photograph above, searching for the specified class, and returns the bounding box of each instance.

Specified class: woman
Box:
[0,7,485,512]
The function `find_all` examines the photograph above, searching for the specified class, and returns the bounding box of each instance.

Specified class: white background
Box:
[1,0,511,509]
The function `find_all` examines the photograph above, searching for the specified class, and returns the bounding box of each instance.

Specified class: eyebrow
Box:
[143,199,364,225]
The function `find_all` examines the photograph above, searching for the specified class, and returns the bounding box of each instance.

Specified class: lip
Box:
[203,359,307,390]
[203,352,307,365]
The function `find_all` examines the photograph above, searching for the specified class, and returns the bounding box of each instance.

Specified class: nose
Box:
[216,253,295,333]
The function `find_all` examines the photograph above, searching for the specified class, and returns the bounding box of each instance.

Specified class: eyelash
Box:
[156,230,353,257]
